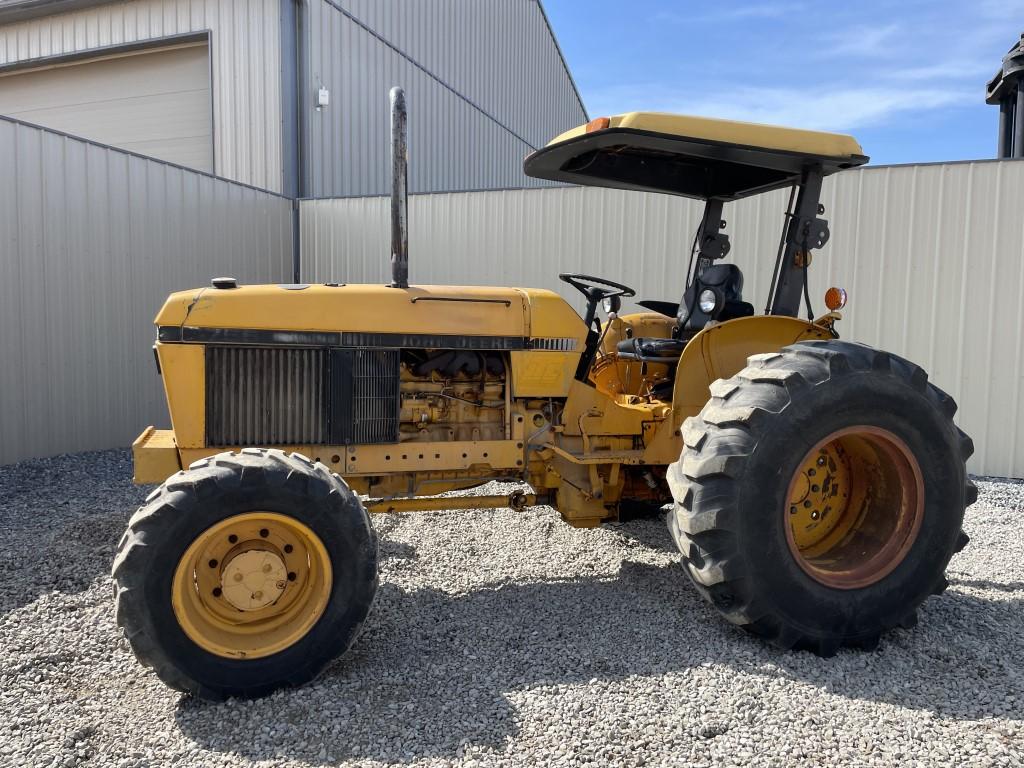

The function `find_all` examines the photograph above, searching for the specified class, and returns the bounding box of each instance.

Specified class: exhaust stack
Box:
[389,86,409,289]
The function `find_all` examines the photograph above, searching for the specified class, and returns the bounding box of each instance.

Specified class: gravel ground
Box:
[1,449,1022,768]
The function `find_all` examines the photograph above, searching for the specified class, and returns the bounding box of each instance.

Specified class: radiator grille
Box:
[205,346,400,447]
[349,349,400,444]
[206,347,328,446]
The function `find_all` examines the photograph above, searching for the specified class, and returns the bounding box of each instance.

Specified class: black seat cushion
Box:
[720,299,754,321]
[616,337,686,361]
[678,264,747,332]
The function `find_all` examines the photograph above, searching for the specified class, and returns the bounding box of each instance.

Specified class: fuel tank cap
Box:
[211,276,238,289]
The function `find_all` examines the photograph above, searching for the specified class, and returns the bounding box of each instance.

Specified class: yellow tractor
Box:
[114,91,975,700]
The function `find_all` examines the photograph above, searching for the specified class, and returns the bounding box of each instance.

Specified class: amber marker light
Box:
[825,287,848,311]
[586,117,611,132]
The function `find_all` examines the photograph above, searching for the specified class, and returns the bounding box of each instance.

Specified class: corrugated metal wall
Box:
[0,116,293,465]
[0,0,283,192]
[305,0,587,197]
[300,159,1024,478]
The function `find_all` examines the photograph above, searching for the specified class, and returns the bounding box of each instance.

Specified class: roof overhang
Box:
[0,0,117,25]
[524,113,868,201]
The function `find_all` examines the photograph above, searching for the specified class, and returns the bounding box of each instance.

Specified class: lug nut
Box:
[287,572,297,582]
[212,587,222,597]
[790,506,798,515]
[259,528,269,538]
[283,544,293,554]
[817,457,826,467]
[803,500,812,508]
[810,510,820,520]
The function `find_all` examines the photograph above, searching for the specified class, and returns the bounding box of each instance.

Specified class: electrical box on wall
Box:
[317,87,330,108]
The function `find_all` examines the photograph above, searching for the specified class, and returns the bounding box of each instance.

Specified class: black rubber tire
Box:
[112,448,378,700]
[667,340,976,655]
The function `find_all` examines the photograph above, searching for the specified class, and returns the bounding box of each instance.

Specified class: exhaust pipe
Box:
[389,86,409,289]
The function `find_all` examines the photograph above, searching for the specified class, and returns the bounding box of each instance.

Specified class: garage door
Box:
[0,42,213,172]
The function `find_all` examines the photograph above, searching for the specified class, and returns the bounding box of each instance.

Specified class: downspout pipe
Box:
[998,97,1012,158]
[1015,85,1024,159]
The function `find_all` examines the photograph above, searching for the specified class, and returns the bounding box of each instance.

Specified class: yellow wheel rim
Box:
[172,512,333,659]
[785,426,924,590]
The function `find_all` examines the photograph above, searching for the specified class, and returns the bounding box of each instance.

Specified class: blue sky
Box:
[544,1,1024,165]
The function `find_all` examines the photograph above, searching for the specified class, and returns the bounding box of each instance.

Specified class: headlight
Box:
[698,289,718,314]
[601,295,621,314]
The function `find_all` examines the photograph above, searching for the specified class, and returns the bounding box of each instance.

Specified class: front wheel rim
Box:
[784,426,925,590]
[171,512,333,659]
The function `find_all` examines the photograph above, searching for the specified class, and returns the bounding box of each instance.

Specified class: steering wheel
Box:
[559,273,635,329]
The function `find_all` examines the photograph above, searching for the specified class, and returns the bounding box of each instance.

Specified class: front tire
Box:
[667,340,975,655]
[112,449,378,700]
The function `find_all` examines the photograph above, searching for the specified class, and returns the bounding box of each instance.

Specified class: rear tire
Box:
[667,340,975,655]
[112,449,378,700]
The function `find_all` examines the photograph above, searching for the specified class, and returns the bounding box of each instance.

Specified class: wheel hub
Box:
[171,512,332,659]
[784,426,924,590]
[220,549,288,611]
[788,441,851,552]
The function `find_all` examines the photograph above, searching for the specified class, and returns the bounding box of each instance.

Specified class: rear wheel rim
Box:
[171,512,333,659]
[784,426,924,590]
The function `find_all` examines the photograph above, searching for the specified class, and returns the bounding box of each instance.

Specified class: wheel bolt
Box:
[811,484,820,493]
[287,572,297,582]
[283,544,294,554]
[810,510,820,520]
[212,587,222,597]
[208,559,218,568]
[259,528,269,538]
[228,534,238,544]
[817,457,826,467]
[803,500,812,508]
[808,468,816,477]
[789,506,798,515]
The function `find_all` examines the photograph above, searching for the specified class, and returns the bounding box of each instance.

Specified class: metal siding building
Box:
[0,115,294,465]
[0,0,284,191]
[304,0,587,196]
[0,0,586,197]
[300,158,1024,479]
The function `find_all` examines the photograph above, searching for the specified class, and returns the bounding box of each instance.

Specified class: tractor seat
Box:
[616,336,686,362]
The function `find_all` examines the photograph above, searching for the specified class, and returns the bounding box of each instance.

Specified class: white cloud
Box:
[882,60,995,83]
[586,83,975,132]
[654,3,804,24]
[820,23,902,58]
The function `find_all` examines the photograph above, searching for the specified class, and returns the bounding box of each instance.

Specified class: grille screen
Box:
[349,349,400,444]
[205,346,400,447]
[206,347,328,446]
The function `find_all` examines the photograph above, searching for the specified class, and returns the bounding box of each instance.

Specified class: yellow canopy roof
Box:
[525,112,868,200]
[548,112,863,159]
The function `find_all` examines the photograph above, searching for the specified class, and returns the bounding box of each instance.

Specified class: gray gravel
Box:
[1,449,1022,767]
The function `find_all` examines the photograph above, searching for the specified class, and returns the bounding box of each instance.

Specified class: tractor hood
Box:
[155,283,587,348]
[524,112,868,201]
